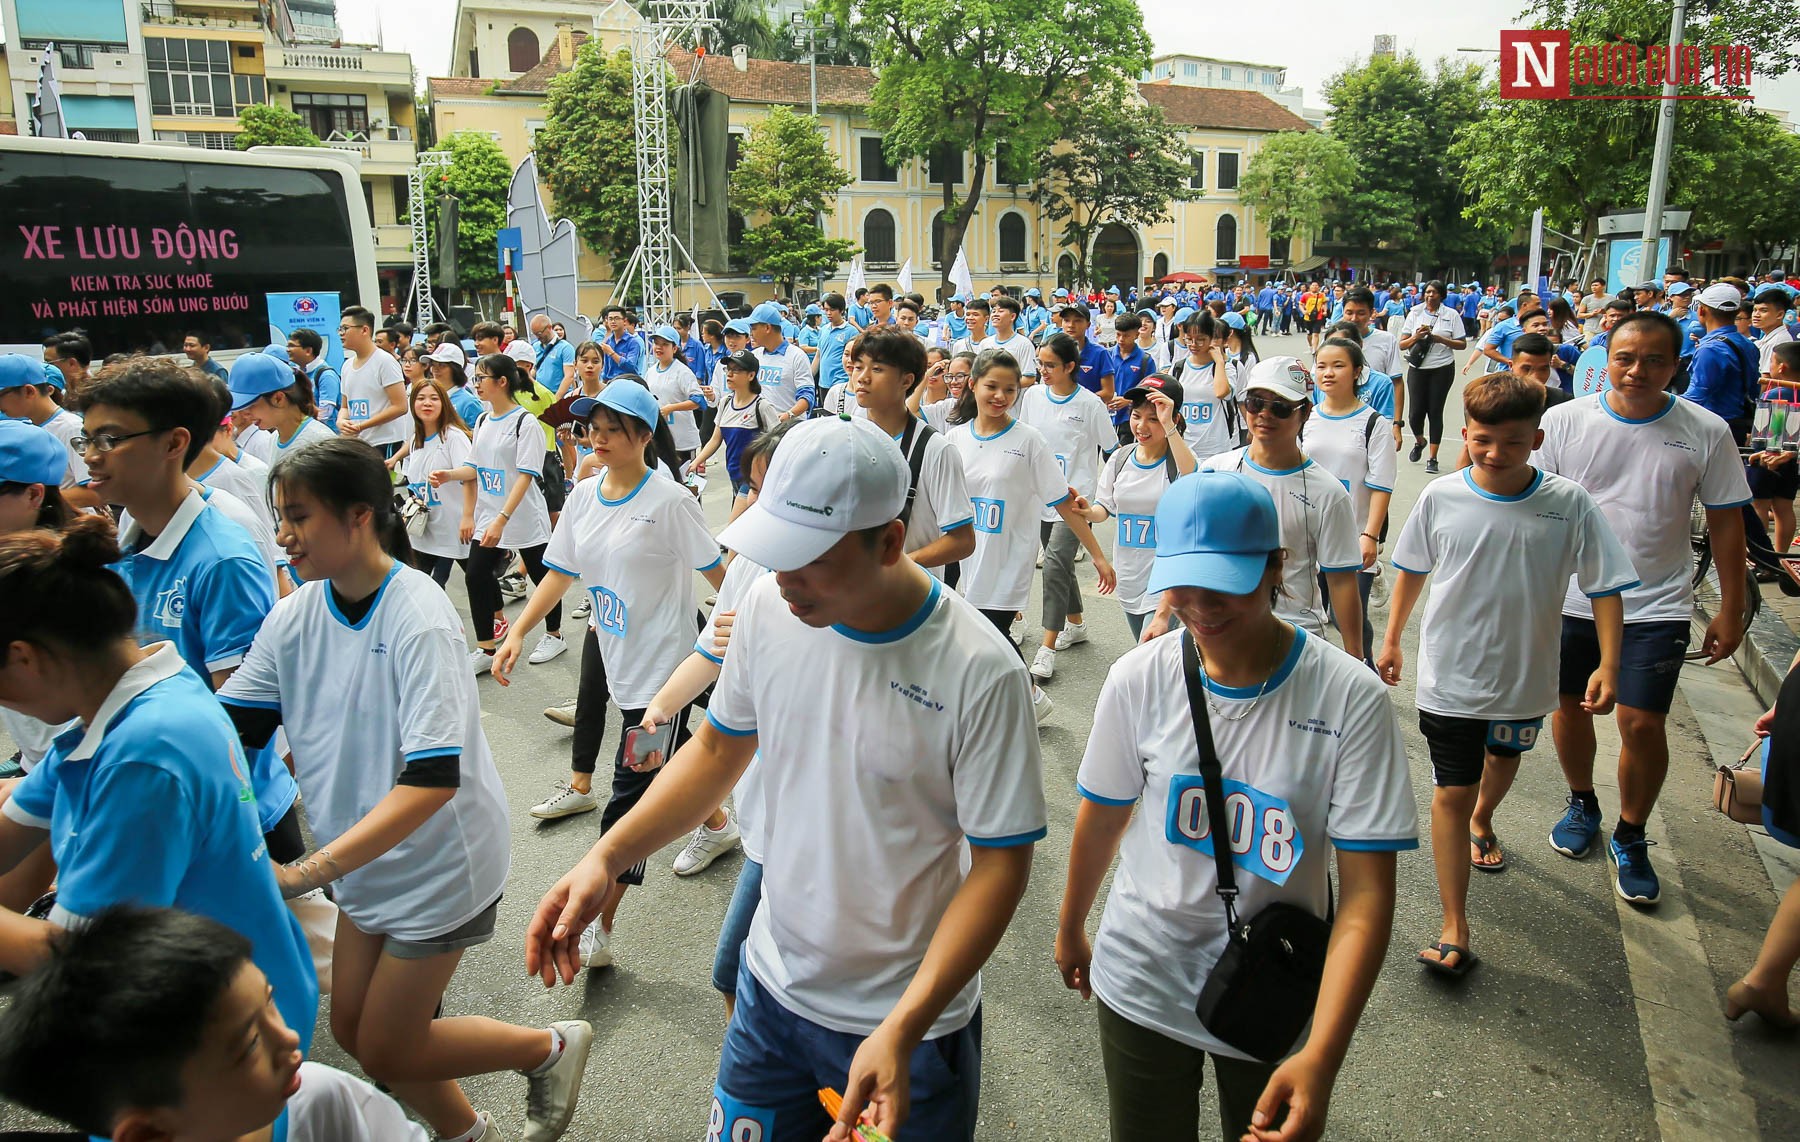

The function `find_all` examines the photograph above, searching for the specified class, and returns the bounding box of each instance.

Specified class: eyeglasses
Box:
[1239,394,1303,418]
[72,428,164,454]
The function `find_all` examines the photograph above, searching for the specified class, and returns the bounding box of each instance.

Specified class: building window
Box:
[998,212,1026,264]
[1152,252,1169,280]
[1217,151,1240,191]
[153,129,236,149]
[1216,215,1238,263]
[22,40,123,70]
[864,208,896,265]
[146,38,264,117]
[1156,63,1171,78]
[1189,153,1205,192]
[1182,61,1198,78]
[1265,72,1278,85]
[726,131,745,173]
[859,136,898,183]
[292,93,370,139]
[1221,66,1233,81]
[995,138,1031,186]
[525,119,546,145]
[76,128,141,143]
[507,27,540,73]
[930,211,946,266]
[928,145,963,186]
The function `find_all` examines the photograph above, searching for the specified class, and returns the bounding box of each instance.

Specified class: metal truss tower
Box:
[629,0,717,325]
[408,150,453,326]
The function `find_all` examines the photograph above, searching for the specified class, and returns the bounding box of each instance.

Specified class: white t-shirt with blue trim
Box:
[1096,446,1178,616]
[1077,627,1418,1059]
[707,572,1048,1039]
[1300,402,1397,528]
[402,431,476,561]
[219,564,511,941]
[471,405,551,548]
[948,418,1070,610]
[695,551,771,862]
[1392,468,1638,719]
[273,415,338,460]
[1016,382,1115,522]
[40,407,88,488]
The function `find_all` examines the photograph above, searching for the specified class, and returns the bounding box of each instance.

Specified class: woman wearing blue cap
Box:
[0,354,96,511]
[0,419,76,811]
[230,352,336,462]
[646,325,707,468]
[1056,469,1417,1142]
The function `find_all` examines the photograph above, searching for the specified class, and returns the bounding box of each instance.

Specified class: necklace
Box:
[1196,626,1290,722]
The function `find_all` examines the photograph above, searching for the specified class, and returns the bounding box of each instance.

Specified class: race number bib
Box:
[971,497,1005,534]
[476,466,507,496]
[589,585,628,635]
[347,398,371,420]
[1165,774,1304,885]
[1183,401,1212,424]
[1116,513,1156,549]
[1486,717,1543,753]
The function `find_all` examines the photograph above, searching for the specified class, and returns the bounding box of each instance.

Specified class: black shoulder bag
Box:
[1182,632,1334,1062]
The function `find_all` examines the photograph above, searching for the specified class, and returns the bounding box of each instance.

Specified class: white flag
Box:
[845,257,866,298]
[898,258,914,295]
[948,246,974,300]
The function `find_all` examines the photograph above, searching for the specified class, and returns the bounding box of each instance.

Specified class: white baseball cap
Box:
[1696,283,1744,313]
[503,341,537,364]
[426,342,466,367]
[718,414,909,571]
[1242,355,1312,403]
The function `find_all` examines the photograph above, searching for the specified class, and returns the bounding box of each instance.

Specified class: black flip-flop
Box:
[1417,942,1480,979]
[1470,831,1507,872]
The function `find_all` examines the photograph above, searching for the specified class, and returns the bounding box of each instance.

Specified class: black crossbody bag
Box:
[1182,632,1333,1062]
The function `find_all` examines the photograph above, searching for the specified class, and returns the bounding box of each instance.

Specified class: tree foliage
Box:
[825,0,1151,294]
[1322,54,1499,271]
[235,104,320,149]
[426,131,510,292]
[1238,131,1355,245]
[728,106,859,294]
[1036,84,1194,284]
[535,44,643,265]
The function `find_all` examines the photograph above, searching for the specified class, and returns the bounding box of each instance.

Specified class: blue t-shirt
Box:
[1674,313,1705,360]
[534,337,576,393]
[1076,340,1115,398]
[1460,291,1482,319]
[449,383,485,429]
[818,321,857,392]
[1481,316,1524,368]
[601,332,643,380]
[1312,369,1395,421]
[306,361,342,432]
[4,647,318,1057]
[1109,345,1153,425]
[1021,305,1050,336]
[1685,328,1761,422]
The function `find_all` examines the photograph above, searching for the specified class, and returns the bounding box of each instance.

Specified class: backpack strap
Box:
[898,417,935,527]
[1164,448,1179,484]
[1364,409,1380,450]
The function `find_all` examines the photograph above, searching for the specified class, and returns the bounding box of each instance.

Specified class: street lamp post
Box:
[1639,0,1689,280]
[790,8,839,300]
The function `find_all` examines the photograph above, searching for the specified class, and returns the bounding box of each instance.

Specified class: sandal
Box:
[1470,831,1507,872]
[1417,942,1480,979]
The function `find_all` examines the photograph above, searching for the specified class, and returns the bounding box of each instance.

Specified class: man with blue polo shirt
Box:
[1477,292,1540,373]
[1459,281,1483,336]
[530,313,577,397]
[940,295,972,345]
[598,304,644,381]
[1685,283,1761,435]
[1060,303,1116,408]
[817,293,857,395]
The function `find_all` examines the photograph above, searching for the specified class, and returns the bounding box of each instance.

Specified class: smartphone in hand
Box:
[624,721,675,770]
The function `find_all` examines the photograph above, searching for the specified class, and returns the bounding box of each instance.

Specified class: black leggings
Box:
[466,542,559,644]
[978,607,1024,660]
[413,551,467,588]
[1406,363,1457,446]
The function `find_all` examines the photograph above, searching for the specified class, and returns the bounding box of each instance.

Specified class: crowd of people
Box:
[0,261,1796,1142]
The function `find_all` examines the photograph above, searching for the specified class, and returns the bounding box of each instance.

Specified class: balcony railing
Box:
[269,47,413,85]
[323,134,417,166]
[140,3,262,30]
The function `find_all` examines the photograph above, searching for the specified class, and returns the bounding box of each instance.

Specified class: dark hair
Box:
[948,349,1022,425]
[1772,341,1800,374]
[866,284,893,302]
[287,328,324,359]
[82,357,215,466]
[1519,309,1553,334]
[1665,266,1689,281]
[601,304,628,320]
[1324,320,1363,345]
[1603,297,1635,314]
[895,299,921,317]
[1040,331,1081,373]
[1115,312,1143,333]
[341,304,375,332]
[1512,332,1556,359]
[0,481,75,529]
[476,353,533,401]
[422,322,454,341]
[1183,310,1219,342]
[993,296,1022,316]
[270,437,413,563]
[0,514,137,658]
[965,298,992,316]
[0,905,253,1135]
[1464,371,1547,426]
[740,415,796,478]
[674,312,693,330]
[821,292,846,313]
[1344,287,1376,311]
[701,319,725,344]
[1423,279,1446,297]
[1547,297,1576,331]
[43,332,93,368]
[591,400,684,477]
[573,339,602,362]
[1610,310,1684,357]
[905,292,925,308]
[1317,336,1366,373]
[471,321,505,343]
[852,325,928,394]
[409,377,472,449]
[183,329,211,348]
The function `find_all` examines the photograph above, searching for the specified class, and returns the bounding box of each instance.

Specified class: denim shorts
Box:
[711,857,763,994]
[1559,617,1690,715]
[382,895,501,960]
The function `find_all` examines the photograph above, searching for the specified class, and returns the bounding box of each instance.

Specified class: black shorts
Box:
[1418,711,1542,788]
[1559,617,1690,715]
[1747,459,1800,501]
[541,449,566,513]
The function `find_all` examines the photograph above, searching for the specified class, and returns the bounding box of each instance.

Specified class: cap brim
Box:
[229,388,263,412]
[718,501,844,573]
[1147,550,1268,596]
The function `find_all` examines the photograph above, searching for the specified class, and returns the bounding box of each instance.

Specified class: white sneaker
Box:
[499,572,530,601]
[469,649,493,676]
[1036,548,1045,568]
[1030,645,1056,681]
[1054,622,1089,650]
[528,633,569,664]
[543,697,579,727]
[577,923,613,968]
[1033,685,1054,725]
[1074,547,1086,563]
[570,595,591,621]
[529,782,598,820]
[1368,564,1389,610]
[523,1019,594,1142]
[672,812,742,876]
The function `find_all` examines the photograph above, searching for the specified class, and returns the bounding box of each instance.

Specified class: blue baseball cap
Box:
[1147,470,1281,596]
[571,377,661,432]
[804,303,824,316]
[0,354,52,393]
[1053,287,1069,298]
[1221,311,1247,330]
[749,302,787,328]
[262,343,294,364]
[1025,288,1041,298]
[649,323,682,345]
[1106,285,1121,295]
[1173,307,1196,322]
[724,318,753,336]
[1667,281,1695,297]
[0,419,67,486]
[1753,283,1795,306]
[228,352,298,411]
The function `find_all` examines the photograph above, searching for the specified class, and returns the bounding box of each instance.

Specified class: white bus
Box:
[0,135,379,357]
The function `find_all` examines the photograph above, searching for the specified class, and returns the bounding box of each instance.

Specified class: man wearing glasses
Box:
[336,305,410,458]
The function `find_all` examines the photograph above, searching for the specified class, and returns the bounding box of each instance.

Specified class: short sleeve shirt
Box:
[948,419,1071,610]
[341,351,410,447]
[1201,449,1362,633]
[471,406,552,548]
[1016,384,1115,520]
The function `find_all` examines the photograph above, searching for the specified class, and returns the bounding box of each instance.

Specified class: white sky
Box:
[338,0,1800,116]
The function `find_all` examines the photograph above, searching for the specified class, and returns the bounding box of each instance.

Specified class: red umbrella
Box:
[1158,271,1208,284]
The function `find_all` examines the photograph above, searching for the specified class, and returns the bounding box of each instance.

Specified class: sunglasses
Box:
[1240,394,1303,418]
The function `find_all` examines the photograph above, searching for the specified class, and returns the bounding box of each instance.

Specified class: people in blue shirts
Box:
[1685,284,1761,432]
[1459,282,1483,335]
[1108,313,1154,446]
[1059,304,1116,410]
[0,516,317,1043]
[1021,289,1050,338]
[850,287,873,328]
[598,304,645,381]
[285,329,342,432]
[817,293,857,394]
[530,314,577,397]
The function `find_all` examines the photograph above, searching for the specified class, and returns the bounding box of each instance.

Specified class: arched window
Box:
[864,208,896,265]
[1152,251,1170,281]
[727,210,748,271]
[507,27,540,73]
[931,211,946,266]
[1216,214,1238,263]
[998,212,1027,264]
[1057,253,1076,289]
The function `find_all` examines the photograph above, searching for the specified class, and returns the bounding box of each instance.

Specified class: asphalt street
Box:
[2,331,1797,1141]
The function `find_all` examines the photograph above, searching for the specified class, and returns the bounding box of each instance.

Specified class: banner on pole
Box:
[266,291,343,372]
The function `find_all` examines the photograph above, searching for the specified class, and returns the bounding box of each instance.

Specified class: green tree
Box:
[535,44,643,265]
[1036,84,1194,285]
[426,131,509,293]
[1323,54,1499,272]
[728,106,859,294]
[826,0,1151,295]
[1237,131,1354,249]
[234,104,320,150]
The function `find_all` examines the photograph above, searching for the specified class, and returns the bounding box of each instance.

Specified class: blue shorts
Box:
[1558,617,1690,715]
[711,857,763,995]
[712,959,982,1142]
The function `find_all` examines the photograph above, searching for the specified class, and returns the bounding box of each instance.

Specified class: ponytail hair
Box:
[0,514,137,657]
[590,402,684,478]
[477,353,533,401]
[269,438,414,564]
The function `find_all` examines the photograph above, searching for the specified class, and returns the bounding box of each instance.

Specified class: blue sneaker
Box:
[1608,836,1661,906]
[1550,794,1602,859]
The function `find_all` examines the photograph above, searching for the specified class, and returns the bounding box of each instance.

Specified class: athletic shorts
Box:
[1559,616,1690,715]
[1747,459,1800,502]
[1418,710,1542,787]
[382,895,501,960]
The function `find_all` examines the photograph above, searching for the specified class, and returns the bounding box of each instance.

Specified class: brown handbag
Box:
[1714,740,1765,826]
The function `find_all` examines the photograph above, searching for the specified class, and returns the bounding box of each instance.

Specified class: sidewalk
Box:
[1695,570,1800,707]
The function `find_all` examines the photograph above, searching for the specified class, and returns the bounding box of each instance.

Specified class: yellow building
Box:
[430,18,1315,314]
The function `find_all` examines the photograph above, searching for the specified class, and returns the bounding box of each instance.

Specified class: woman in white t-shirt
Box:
[1302,337,1395,665]
[219,438,592,1142]
[400,377,476,588]
[1095,298,1120,347]
[946,348,1115,722]
[645,325,706,466]
[1057,469,1417,1142]
[237,358,337,462]
[1170,311,1236,459]
[429,353,564,673]
[493,380,725,970]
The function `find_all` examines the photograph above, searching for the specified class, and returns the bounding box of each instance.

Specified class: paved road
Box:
[3,332,1797,1140]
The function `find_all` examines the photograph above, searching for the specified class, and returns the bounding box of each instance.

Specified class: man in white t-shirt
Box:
[748,301,815,419]
[528,415,1044,1142]
[1537,311,1751,907]
[979,296,1039,380]
[336,304,410,456]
